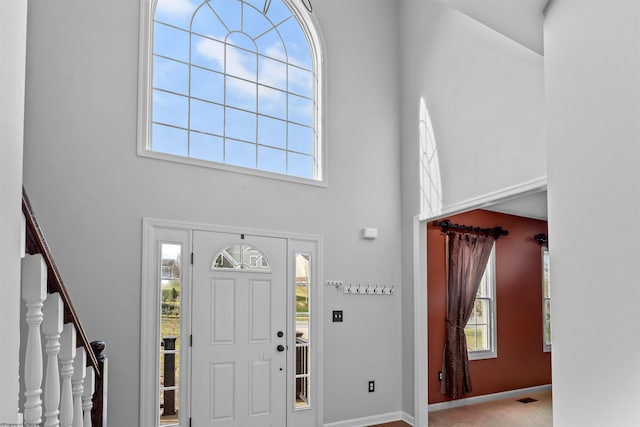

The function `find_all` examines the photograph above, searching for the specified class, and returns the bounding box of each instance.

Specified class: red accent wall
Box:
[428,209,551,404]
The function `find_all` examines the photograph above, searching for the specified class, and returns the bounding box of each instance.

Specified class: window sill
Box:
[468,350,497,361]
[138,148,328,188]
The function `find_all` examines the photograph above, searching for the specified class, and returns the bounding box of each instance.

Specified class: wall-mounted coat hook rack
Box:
[324,280,395,296]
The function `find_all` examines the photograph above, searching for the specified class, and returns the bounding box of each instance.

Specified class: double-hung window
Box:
[139,0,324,183]
[465,245,497,360]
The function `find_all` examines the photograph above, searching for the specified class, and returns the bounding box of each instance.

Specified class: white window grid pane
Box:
[153,55,189,95]
[258,145,287,173]
[190,65,225,103]
[243,4,273,38]
[225,76,258,110]
[277,15,313,68]
[258,115,286,148]
[156,0,197,30]
[543,248,550,298]
[153,89,189,128]
[259,56,287,89]
[466,245,496,358]
[191,34,225,72]
[152,124,189,157]
[544,299,552,346]
[191,4,227,37]
[209,0,241,32]
[151,0,319,180]
[542,247,551,350]
[154,22,190,62]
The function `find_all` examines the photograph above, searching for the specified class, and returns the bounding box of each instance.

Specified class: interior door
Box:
[191,231,287,427]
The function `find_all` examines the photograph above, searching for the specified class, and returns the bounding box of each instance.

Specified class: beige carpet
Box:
[428,390,552,427]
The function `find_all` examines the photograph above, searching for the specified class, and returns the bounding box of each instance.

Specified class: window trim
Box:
[287,239,321,425]
[467,245,497,361]
[137,0,327,187]
[140,226,192,427]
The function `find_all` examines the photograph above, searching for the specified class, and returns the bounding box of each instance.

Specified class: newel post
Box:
[91,341,108,427]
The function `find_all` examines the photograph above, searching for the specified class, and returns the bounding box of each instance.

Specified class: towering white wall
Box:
[0,0,28,423]
[415,2,546,211]
[22,0,401,425]
[399,0,545,418]
[545,1,640,425]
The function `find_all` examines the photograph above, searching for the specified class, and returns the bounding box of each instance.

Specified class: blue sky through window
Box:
[151,0,317,180]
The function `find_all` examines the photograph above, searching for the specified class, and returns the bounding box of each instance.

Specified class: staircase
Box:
[19,189,107,427]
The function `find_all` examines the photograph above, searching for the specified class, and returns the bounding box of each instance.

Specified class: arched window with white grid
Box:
[138,0,323,183]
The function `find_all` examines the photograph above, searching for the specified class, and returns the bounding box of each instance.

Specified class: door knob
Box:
[277,344,285,352]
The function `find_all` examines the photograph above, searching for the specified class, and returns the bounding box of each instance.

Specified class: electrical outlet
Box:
[368,380,375,392]
[332,310,343,322]
[438,371,443,382]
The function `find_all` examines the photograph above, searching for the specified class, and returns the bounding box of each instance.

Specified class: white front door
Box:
[191,231,287,427]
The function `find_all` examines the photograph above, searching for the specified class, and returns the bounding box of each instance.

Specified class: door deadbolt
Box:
[277,331,284,338]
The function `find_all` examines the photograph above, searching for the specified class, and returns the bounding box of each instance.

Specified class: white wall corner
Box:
[402,411,415,426]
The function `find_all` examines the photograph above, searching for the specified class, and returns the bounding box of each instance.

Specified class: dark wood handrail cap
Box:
[91,340,107,362]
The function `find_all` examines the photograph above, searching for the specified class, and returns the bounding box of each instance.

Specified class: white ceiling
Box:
[440,0,549,55]
[484,190,548,220]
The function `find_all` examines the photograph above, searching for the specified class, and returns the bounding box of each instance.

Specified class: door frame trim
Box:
[140,218,324,427]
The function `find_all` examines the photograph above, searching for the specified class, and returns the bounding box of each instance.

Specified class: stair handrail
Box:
[21,188,101,377]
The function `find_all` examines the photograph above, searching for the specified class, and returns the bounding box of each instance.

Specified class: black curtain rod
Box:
[534,233,548,246]
[433,219,509,239]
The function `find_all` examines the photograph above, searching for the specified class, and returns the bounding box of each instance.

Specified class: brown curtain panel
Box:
[440,231,495,398]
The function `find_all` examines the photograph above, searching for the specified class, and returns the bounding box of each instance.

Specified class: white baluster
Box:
[60,323,76,427]
[82,366,95,427]
[43,293,64,427]
[21,254,47,425]
[72,347,86,427]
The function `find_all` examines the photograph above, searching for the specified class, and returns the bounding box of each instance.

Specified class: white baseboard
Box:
[428,384,552,413]
[401,411,415,425]
[324,411,412,427]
